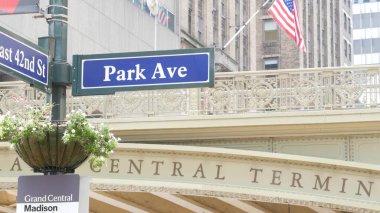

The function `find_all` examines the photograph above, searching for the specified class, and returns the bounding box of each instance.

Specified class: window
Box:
[188,0,193,34]
[373,38,380,53]
[213,0,219,46]
[371,13,380,27]
[354,40,362,54]
[221,0,227,45]
[264,58,279,70]
[348,44,352,61]
[222,0,226,17]
[348,18,351,34]
[264,19,278,41]
[168,11,175,32]
[344,40,348,57]
[236,30,240,63]
[362,13,370,28]
[235,0,240,27]
[344,13,347,30]
[235,0,240,63]
[243,0,248,20]
[362,39,371,54]
[198,0,204,42]
[243,34,249,70]
[353,14,360,28]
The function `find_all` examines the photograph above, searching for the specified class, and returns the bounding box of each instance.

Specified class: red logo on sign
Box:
[0,0,20,14]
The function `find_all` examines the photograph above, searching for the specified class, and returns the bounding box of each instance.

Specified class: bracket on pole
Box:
[34,5,68,23]
[222,0,272,50]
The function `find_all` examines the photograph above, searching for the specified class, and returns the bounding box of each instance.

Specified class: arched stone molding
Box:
[0,143,379,211]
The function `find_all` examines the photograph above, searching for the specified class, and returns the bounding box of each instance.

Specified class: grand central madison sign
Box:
[17,175,79,213]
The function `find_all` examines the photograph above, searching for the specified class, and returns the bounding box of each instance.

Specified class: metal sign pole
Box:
[222,0,272,50]
[48,0,70,121]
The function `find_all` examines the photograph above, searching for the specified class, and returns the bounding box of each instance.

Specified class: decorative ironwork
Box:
[0,66,379,118]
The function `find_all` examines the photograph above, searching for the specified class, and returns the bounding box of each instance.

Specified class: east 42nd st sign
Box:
[72,48,214,96]
[0,26,49,92]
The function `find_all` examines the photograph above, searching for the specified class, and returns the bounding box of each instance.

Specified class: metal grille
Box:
[1,66,379,118]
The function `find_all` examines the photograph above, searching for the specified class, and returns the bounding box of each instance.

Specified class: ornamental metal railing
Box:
[1,65,380,118]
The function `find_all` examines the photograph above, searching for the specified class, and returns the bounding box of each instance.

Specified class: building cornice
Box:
[96,108,380,141]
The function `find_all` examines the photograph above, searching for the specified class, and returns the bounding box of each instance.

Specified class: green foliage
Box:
[63,110,118,169]
[0,104,53,144]
[0,104,119,169]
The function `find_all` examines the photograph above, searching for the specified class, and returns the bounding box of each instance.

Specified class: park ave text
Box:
[77,50,211,93]
[102,63,188,82]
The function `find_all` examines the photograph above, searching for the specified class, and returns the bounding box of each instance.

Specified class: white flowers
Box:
[0,104,118,169]
[0,104,54,143]
[62,109,118,169]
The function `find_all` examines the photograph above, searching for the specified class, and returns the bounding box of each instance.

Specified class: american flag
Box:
[157,6,168,26]
[268,0,305,51]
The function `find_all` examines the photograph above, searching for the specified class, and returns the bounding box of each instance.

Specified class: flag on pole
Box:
[268,0,305,51]
[157,6,169,26]
[146,0,159,16]
[0,0,39,15]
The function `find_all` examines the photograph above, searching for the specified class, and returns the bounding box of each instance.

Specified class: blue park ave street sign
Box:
[0,26,49,92]
[72,48,214,96]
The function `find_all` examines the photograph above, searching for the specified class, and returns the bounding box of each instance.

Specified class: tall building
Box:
[180,0,256,71]
[0,0,180,80]
[181,0,353,71]
[353,0,380,65]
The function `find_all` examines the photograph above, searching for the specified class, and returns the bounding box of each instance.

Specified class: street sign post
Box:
[0,26,49,92]
[72,48,214,96]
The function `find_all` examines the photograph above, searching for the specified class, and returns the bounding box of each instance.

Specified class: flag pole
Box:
[147,0,159,50]
[222,0,272,50]
[154,14,157,50]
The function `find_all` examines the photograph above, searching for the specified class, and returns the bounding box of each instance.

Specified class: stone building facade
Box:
[181,0,353,71]
[353,0,380,65]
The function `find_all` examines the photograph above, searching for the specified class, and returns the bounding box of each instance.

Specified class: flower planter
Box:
[0,105,118,174]
[14,123,89,174]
